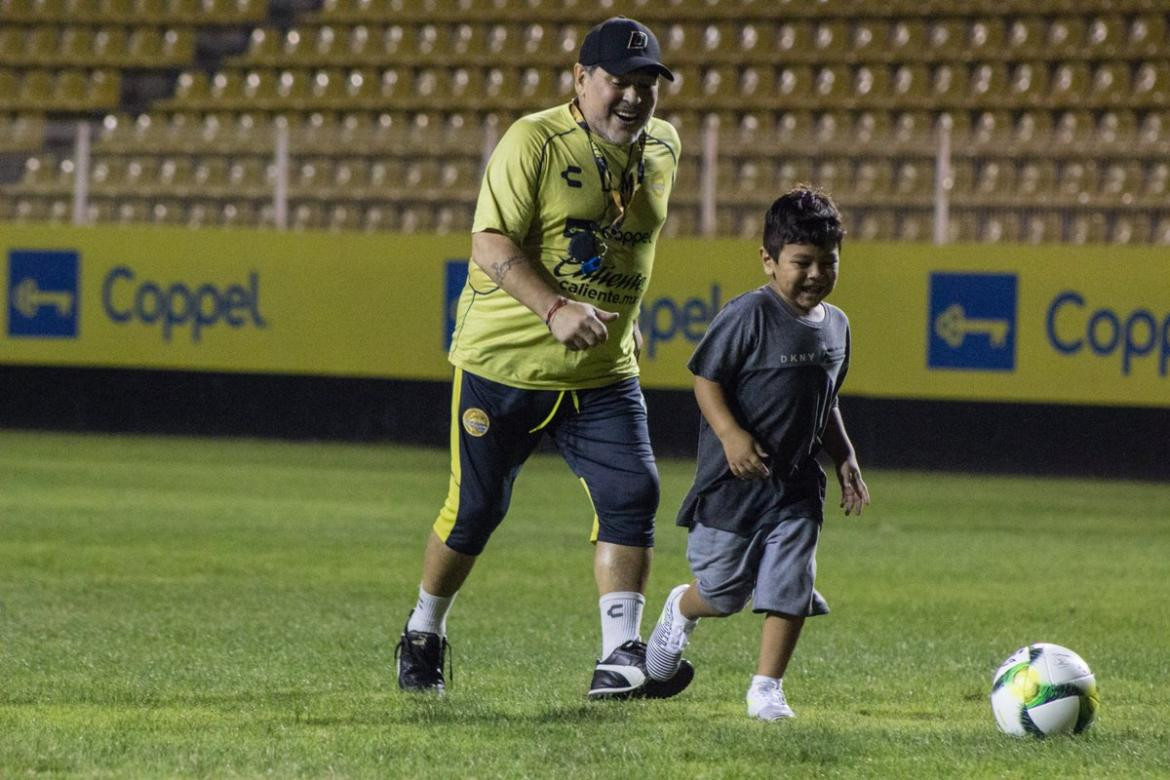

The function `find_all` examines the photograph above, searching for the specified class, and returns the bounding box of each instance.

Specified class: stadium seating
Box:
[0,4,1167,242]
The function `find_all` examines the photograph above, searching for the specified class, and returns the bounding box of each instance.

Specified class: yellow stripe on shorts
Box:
[580,477,600,545]
[432,367,463,542]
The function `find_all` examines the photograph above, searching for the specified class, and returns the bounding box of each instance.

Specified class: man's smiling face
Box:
[573,64,659,145]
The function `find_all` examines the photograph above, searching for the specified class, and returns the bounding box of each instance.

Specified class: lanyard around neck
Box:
[569,100,647,233]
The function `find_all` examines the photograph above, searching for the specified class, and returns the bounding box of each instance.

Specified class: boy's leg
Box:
[758,611,805,679]
[746,613,804,720]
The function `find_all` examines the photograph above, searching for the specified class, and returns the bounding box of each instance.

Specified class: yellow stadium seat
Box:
[775,20,814,56]
[1047,61,1090,106]
[946,158,973,198]
[658,22,693,63]
[985,213,1024,243]
[735,22,767,63]
[22,27,57,66]
[1091,62,1130,107]
[94,27,128,64]
[737,66,775,105]
[849,19,884,60]
[399,203,434,234]
[1016,160,1056,205]
[1127,13,1167,58]
[774,109,815,150]
[1133,62,1170,106]
[1085,14,1126,58]
[244,27,279,64]
[852,209,894,240]
[926,18,964,57]
[1095,109,1136,149]
[1057,160,1099,203]
[776,158,814,191]
[814,157,851,197]
[888,19,926,57]
[661,65,702,108]
[1099,160,1142,203]
[968,110,1013,151]
[89,156,126,193]
[853,65,891,108]
[1136,111,1168,150]
[1011,110,1052,151]
[813,20,847,55]
[1155,215,1170,245]
[812,64,850,108]
[88,69,119,109]
[1021,213,1062,245]
[343,24,375,63]
[814,110,850,147]
[59,27,95,65]
[172,70,209,106]
[892,64,931,107]
[889,110,934,149]
[1110,214,1151,244]
[1140,161,1168,205]
[973,159,1016,200]
[1067,212,1108,244]
[1006,17,1046,56]
[1045,16,1085,57]
[1050,109,1095,150]
[0,70,20,107]
[1009,62,1048,107]
[968,62,1008,107]
[851,159,884,199]
[19,69,54,109]
[360,159,403,199]
[892,160,931,200]
[895,211,930,242]
[967,18,1006,56]
[852,110,891,149]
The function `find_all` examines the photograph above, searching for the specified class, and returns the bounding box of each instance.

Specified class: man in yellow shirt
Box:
[395,17,691,700]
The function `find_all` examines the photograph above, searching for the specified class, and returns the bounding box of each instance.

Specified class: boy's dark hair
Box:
[762,185,846,260]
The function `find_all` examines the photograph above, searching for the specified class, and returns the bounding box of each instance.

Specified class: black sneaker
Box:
[587,639,695,701]
[395,615,450,694]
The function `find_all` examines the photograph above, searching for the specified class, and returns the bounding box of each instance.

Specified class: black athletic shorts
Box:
[432,368,659,555]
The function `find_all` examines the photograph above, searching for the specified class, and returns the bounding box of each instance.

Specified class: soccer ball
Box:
[990,643,1098,737]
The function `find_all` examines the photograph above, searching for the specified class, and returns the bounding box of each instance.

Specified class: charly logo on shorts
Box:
[462,408,490,437]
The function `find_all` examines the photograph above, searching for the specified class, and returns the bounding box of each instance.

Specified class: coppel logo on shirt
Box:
[7,249,80,339]
[928,272,1018,372]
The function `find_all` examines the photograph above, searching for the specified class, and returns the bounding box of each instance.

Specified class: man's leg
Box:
[397,369,547,693]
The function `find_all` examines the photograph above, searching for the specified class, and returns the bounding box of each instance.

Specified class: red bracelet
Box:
[545,296,570,329]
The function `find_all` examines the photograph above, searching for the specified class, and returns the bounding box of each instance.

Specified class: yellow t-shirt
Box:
[448,102,680,389]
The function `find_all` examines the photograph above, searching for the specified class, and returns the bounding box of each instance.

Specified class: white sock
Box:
[672,588,699,631]
[751,674,781,690]
[599,591,644,658]
[407,586,455,637]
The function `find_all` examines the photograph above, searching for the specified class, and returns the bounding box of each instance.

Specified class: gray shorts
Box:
[686,516,830,617]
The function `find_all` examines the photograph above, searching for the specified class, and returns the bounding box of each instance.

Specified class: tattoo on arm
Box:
[489,254,530,285]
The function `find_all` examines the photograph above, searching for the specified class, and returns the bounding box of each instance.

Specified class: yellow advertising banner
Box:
[1,225,466,380]
[640,239,1170,408]
[3,226,1168,407]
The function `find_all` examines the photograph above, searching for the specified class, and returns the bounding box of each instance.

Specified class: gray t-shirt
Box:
[676,285,851,535]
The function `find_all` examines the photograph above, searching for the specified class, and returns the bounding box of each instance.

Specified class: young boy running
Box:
[644,186,870,720]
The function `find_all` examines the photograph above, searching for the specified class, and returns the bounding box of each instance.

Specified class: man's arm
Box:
[693,374,770,480]
[471,229,618,351]
[821,406,870,516]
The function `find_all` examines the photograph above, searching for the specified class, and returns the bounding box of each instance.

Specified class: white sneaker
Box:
[746,678,795,721]
[645,584,696,682]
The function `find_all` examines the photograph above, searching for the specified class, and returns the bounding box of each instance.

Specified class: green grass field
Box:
[1,430,1168,778]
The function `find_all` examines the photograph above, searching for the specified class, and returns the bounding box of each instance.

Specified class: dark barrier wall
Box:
[3,366,1168,481]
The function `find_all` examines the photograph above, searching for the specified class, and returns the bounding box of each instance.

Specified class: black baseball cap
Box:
[578,17,674,82]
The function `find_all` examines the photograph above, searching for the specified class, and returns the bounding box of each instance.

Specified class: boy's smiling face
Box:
[761,242,839,315]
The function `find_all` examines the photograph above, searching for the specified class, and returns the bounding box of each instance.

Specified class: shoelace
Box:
[395,634,454,685]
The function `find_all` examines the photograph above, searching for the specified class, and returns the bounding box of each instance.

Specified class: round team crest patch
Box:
[462,408,490,437]
[648,171,666,197]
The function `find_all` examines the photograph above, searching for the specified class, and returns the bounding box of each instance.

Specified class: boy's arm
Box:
[693,375,771,480]
[822,406,870,516]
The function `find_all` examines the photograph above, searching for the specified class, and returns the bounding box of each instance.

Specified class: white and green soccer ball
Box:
[990,643,1098,737]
